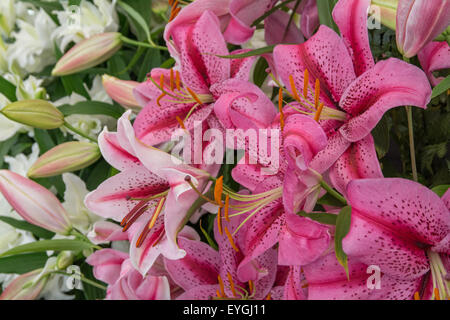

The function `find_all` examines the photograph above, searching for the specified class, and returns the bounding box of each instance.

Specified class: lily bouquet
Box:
[0,0,448,301]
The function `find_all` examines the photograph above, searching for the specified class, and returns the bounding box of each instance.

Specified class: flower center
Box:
[275,69,347,123]
[214,273,259,300]
[122,190,169,248]
[148,69,215,125]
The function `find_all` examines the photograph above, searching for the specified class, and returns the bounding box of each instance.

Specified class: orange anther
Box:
[224,195,230,222]
[175,116,186,129]
[186,87,203,105]
[214,176,224,206]
[170,69,174,91]
[314,102,324,122]
[175,71,181,90]
[217,275,225,297]
[303,69,309,98]
[148,197,166,229]
[278,88,285,131]
[289,75,300,101]
[414,292,420,300]
[224,227,239,252]
[248,280,254,295]
[227,272,238,297]
[314,78,320,108]
[217,207,223,235]
[434,288,441,300]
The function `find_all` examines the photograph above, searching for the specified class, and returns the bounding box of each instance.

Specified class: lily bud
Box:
[52,32,122,76]
[0,170,72,234]
[396,0,450,58]
[102,75,141,109]
[370,0,398,30]
[56,251,75,270]
[28,142,101,178]
[0,100,64,129]
[0,269,47,300]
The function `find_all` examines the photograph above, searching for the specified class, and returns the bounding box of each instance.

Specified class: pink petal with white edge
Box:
[171,11,230,92]
[164,238,221,291]
[343,178,449,279]
[88,220,128,244]
[84,166,169,222]
[418,41,450,86]
[86,249,129,285]
[332,0,374,76]
[329,134,383,196]
[339,58,431,142]
[273,25,356,106]
[396,0,450,58]
[0,170,71,234]
[278,213,331,266]
[98,128,140,171]
[310,130,352,173]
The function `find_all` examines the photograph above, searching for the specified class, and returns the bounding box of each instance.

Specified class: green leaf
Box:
[117,0,152,43]
[138,49,162,82]
[80,263,106,300]
[0,253,48,274]
[372,114,391,158]
[0,240,94,258]
[34,128,55,153]
[317,0,339,34]
[296,211,337,225]
[334,206,352,278]
[0,216,55,239]
[431,75,450,99]
[0,134,19,168]
[59,101,125,119]
[253,57,269,87]
[431,185,450,197]
[317,192,345,208]
[216,46,275,59]
[0,75,17,102]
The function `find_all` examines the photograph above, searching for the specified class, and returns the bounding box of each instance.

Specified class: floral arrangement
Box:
[0,0,448,301]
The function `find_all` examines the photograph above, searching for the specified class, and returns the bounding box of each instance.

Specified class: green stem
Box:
[120,36,168,51]
[406,106,418,181]
[320,180,347,205]
[402,55,418,182]
[63,121,97,143]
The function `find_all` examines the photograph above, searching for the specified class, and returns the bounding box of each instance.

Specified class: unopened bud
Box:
[52,32,123,76]
[102,75,141,109]
[28,142,101,178]
[0,99,64,129]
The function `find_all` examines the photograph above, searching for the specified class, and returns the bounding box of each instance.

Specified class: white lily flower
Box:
[53,0,119,51]
[62,173,101,234]
[7,9,57,74]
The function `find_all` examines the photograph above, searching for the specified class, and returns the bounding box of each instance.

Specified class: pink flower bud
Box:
[27,142,101,178]
[0,269,47,300]
[52,32,122,76]
[102,75,141,109]
[0,170,72,234]
[371,0,398,30]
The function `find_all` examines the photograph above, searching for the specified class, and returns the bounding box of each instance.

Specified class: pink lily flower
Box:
[396,0,450,58]
[339,179,449,300]
[164,0,274,48]
[134,10,277,146]
[0,170,72,234]
[85,111,218,275]
[220,114,332,269]
[163,214,283,300]
[272,0,431,187]
[417,41,450,87]
[87,249,171,300]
